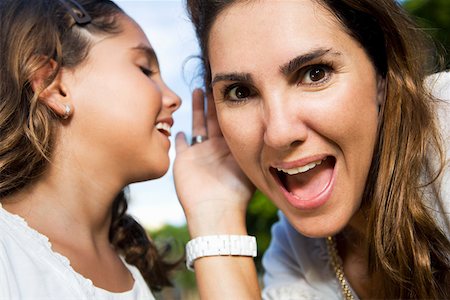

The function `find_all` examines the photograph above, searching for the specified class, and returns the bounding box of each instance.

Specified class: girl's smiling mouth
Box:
[155,117,174,137]
[271,156,336,210]
[155,122,172,137]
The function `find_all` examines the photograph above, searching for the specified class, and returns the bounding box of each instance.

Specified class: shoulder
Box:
[262,212,309,282]
[0,206,86,299]
[425,72,450,235]
[427,72,450,183]
[0,208,27,298]
[426,71,450,126]
[262,212,340,299]
[262,211,313,273]
[426,71,450,101]
[121,259,155,299]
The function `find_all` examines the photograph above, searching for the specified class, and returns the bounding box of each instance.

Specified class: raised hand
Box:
[173,89,255,237]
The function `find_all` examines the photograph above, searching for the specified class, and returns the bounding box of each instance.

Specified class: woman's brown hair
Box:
[186,0,450,298]
[0,0,175,290]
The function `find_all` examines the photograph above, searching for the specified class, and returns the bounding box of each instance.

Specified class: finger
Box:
[206,91,222,138]
[192,88,207,138]
[175,132,189,153]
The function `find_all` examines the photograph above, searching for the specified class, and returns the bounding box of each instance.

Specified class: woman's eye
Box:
[225,85,252,101]
[300,65,332,85]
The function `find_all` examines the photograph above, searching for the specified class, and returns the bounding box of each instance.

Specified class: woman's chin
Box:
[284,211,350,238]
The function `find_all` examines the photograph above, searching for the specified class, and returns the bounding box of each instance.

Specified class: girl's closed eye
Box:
[140,66,155,77]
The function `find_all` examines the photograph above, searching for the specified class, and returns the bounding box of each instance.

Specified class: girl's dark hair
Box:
[186,0,450,298]
[110,190,176,289]
[0,0,176,290]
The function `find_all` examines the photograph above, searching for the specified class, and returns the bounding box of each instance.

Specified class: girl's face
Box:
[63,15,180,185]
[209,0,385,237]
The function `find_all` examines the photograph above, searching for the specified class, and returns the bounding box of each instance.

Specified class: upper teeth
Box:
[156,122,171,136]
[277,159,324,175]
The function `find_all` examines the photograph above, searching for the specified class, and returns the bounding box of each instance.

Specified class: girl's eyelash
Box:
[140,66,154,77]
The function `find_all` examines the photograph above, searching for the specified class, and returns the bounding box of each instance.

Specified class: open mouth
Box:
[156,122,171,137]
[271,156,336,202]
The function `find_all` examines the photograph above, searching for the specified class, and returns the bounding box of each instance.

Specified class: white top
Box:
[262,71,450,300]
[0,203,155,300]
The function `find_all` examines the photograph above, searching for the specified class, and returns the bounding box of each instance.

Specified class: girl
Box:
[174,0,450,299]
[0,0,180,298]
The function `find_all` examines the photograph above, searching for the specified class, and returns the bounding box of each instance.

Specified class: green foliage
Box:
[246,190,279,272]
[402,0,450,65]
[149,224,197,292]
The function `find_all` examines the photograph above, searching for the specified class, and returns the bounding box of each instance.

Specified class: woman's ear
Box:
[30,58,73,120]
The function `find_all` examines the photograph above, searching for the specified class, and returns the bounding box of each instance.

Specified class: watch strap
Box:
[186,235,257,271]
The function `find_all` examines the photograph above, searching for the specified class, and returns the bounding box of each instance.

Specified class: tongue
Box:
[284,158,334,200]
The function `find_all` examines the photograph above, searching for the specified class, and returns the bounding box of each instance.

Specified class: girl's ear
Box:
[30,58,73,120]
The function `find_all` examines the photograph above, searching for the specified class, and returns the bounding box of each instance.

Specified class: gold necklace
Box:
[326,236,355,300]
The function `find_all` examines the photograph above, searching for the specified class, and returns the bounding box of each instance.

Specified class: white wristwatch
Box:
[185,235,257,271]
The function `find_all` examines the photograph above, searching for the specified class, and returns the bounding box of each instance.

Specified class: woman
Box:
[174,0,450,298]
[0,0,180,298]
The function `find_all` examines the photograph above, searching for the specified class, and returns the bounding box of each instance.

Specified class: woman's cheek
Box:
[220,107,260,148]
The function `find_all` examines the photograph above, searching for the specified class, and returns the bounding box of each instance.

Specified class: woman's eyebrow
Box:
[211,73,253,86]
[132,44,159,67]
[211,49,342,86]
[280,48,341,76]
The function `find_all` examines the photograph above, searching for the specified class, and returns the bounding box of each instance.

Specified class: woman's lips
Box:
[271,156,336,210]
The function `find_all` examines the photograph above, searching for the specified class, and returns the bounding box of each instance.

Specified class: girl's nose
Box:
[162,82,181,112]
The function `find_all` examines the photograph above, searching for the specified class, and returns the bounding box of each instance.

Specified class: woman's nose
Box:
[263,94,308,150]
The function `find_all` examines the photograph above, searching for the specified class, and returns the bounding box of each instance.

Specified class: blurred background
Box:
[116,0,449,299]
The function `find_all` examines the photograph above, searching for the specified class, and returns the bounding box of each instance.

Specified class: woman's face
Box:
[209,0,385,237]
[63,15,180,184]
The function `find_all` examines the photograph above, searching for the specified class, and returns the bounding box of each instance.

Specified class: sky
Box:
[115,0,201,229]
